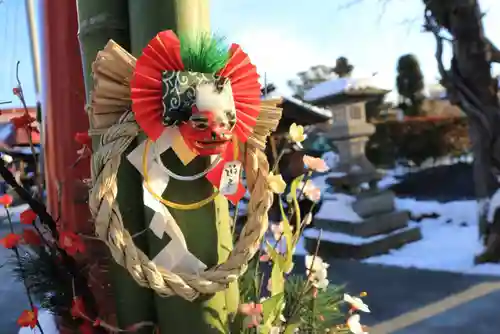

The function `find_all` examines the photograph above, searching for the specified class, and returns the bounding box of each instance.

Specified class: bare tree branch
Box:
[488,38,500,63]
[423,5,494,142]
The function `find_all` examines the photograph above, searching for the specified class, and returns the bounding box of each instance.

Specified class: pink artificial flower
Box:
[303,155,329,172]
[302,181,322,202]
[238,302,263,328]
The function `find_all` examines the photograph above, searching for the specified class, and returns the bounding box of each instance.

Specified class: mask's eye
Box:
[225,110,236,128]
[190,114,209,130]
[193,122,208,130]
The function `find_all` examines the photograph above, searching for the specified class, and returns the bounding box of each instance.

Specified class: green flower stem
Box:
[285,230,322,327]
[4,207,45,334]
[311,292,317,331]
[272,170,313,250]
[271,149,286,173]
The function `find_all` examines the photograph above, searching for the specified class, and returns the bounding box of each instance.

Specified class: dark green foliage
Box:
[179,33,229,73]
[238,255,260,303]
[238,264,346,332]
[366,117,470,168]
[283,275,345,332]
[333,57,354,78]
[9,246,84,330]
[396,54,425,116]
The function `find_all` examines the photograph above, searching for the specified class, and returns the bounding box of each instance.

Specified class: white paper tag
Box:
[219,160,242,195]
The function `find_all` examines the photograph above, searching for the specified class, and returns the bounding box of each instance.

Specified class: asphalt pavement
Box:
[2,222,500,333]
[0,222,31,334]
[292,255,500,333]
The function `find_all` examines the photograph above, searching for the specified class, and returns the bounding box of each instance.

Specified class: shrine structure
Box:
[302,77,422,258]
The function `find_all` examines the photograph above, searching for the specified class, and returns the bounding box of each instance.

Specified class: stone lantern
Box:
[302,77,422,259]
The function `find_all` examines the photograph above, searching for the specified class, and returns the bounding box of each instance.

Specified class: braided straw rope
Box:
[89,111,274,301]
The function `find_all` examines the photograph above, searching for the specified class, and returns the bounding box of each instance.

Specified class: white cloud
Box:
[230,27,397,98]
[231,28,335,96]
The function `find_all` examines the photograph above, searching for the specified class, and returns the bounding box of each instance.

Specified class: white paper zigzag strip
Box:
[127,128,207,274]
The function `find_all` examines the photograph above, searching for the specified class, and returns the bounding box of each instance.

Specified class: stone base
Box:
[352,190,396,218]
[327,171,381,190]
[314,210,410,237]
[305,226,422,259]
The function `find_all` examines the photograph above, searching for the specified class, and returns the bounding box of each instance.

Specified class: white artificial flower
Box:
[302,180,321,202]
[314,268,328,281]
[305,255,330,289]
[347,314,368,334]
[305,255,329,273]
[344,294,370,313]
[286,180,321,203]
[1,154,13,164]
[314,277,329,290]
[270,327,281,334]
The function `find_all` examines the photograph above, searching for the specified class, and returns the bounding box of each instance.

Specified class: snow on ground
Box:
[361,198,500,276]
[18,310,58,334]
[301,195,500,277]
[395,198,478,223]
[303,224,416,245]
[246,162,500,278]
[377,173,399,189]
[315,193,362,222]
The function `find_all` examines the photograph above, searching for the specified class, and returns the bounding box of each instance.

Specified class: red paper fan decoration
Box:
[218,44,261,143]
[130,30,261,144]
[130,30,185,140]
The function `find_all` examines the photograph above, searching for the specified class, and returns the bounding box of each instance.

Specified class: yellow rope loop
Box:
[89,112,274,301]
[142,139,219,210]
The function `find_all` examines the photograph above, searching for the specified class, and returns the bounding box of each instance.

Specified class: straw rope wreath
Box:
[87,38,282,301]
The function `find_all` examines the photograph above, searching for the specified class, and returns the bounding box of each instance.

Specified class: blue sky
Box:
[1,0,499,107]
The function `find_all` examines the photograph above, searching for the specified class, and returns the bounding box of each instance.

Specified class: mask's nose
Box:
[211,131,218,140]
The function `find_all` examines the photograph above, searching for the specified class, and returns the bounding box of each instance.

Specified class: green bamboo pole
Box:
[127,0,239,333]
[76,2,156,333]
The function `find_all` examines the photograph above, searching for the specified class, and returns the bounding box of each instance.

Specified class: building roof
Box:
[0,107,40,147]
[303,77,391,103]
[270,96,333,134]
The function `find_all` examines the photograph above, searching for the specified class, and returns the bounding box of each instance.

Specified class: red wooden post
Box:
[41,2,116,332]
[41,0,89,232]
[41,2,89,330]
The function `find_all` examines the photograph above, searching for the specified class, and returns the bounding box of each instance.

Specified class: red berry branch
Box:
[0,63,103,332]
[0,62,157,333]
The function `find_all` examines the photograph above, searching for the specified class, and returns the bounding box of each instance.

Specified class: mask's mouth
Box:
[194,139,230,149]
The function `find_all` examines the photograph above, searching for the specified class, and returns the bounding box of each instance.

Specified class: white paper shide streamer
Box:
[127,128,207,274]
